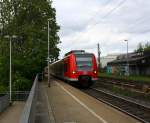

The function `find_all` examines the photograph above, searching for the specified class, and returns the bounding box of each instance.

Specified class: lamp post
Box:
[4,35,17,104]
[47,18,53,87]
[124,40,129,76]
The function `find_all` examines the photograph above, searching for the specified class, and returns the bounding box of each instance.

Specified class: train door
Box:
[64,58,69,78]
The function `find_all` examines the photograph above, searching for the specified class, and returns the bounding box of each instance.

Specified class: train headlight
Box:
[72,71,76,74]
[93,70,97,74]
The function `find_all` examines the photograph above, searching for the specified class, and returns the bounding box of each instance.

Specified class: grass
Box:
[95,82,150,102]
[112,85,150,102]
[99,72,150,84]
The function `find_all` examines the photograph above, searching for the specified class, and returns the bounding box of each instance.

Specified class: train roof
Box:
[50,50,95,66]
[64,50,85,56]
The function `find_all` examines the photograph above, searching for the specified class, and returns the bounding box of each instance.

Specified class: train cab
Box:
[50,50,98,88]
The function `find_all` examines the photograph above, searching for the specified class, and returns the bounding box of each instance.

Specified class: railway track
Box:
[82,88,150,123]
[98,77,150,94]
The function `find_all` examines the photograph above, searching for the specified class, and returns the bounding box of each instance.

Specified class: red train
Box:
[50,50,98,87]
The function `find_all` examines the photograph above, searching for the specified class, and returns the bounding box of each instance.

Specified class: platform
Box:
[42,78,141,123]
[0,101,25,123]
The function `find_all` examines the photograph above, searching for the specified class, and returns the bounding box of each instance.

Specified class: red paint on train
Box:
[50,50,98,87]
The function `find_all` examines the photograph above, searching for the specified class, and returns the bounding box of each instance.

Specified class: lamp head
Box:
[12,35,17,38]
[4,35,10,39]
[4,35,17,39]
[48,18,53,21]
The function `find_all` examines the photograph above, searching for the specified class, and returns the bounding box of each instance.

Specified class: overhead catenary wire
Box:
[60,0,128,54]
[87,0,115,24]
[91,0,127,27]
[127,16,150,30]
[72,0,127,44]
[102,0,127,19]
[61,0,127,29]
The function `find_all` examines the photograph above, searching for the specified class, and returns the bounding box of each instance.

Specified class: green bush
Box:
[13,73,32,91]
[0,85,7,93]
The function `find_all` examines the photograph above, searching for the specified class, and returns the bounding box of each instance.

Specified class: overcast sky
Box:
[52,0,150,58]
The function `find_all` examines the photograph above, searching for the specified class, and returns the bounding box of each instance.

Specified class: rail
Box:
[19,74,38,123]
[97,77,150,98]
[83,88,150,123]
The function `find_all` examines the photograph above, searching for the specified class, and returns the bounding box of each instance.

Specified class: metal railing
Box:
[12,91,30,101]
[0,91,29,102]
[0,94,9,113]
[19,74,38,123]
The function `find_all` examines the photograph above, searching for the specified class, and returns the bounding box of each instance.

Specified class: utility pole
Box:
[124,40,129,76]
[97,43,101,71]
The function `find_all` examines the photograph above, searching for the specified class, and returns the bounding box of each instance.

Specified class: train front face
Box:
[72,53,98,87]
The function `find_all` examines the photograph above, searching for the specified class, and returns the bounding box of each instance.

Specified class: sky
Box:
[52,0,150,58]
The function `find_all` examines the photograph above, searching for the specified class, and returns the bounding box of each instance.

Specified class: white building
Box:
[100,54,120,68]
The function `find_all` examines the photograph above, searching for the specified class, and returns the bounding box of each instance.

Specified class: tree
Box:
[135,43,144,53]
[144,42,150,52]
[0,0,60,91]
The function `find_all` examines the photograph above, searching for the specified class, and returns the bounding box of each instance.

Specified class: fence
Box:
[0,91,29,114]
[0,94,9,113]
[12,91,30,101]
[0,90,30,101]
[19,74,38,123]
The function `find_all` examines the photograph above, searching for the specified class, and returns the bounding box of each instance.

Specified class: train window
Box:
[64,63,68,72]
[76,55,93,71]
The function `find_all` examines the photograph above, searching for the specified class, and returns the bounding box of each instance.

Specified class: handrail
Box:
[19,74,38,123]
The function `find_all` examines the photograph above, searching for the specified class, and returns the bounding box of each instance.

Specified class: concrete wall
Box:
[108,63,150,76]
[0,94,9,113]
[19,75,38,123]
[146,66,150,75]
[144,66,150,75]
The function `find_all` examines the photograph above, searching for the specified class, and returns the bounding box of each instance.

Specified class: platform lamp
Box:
[4,35,17,104]
[47,18,53,87]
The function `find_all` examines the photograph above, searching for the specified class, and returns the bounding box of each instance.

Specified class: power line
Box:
[61,0,128,52]
[62,0,127,30]
[73,0,127,42]
[128,17,149,29]
[75,0,127,37]
[91,0,127,27]
[102,0,127,19]
[87,0,115,24]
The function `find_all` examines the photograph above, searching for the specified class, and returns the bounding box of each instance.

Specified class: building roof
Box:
[108,51,150,65]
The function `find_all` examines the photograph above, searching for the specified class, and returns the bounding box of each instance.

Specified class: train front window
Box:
[76,55,93,71]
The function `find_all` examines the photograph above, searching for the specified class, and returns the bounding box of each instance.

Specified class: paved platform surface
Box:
[43,78,141,123]
[0,101,25,123]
